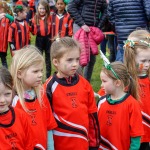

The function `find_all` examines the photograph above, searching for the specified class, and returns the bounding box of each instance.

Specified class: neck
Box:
[110,89,126,100]
[57,10,64,15]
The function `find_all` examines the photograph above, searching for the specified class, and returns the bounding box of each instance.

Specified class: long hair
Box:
[101,62,139,100]
[34,0,50,25]
[10,45,44,112]
[0,1,13,15]
[124,29,150,81]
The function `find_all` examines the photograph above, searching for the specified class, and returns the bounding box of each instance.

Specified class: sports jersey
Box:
[0,17,10,52]
[97,94,144,150]
[0,107,33,150]
[8,19,30,51]
[138,76,150,142]
[51,10,73,39]
[31,16,51,36]
[43,73,100,150]
[12,96,57,149]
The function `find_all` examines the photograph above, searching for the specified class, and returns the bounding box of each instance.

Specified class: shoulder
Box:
[97,95,107,111]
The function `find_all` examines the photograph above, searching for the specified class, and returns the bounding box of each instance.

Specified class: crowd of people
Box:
[0,0,150,150]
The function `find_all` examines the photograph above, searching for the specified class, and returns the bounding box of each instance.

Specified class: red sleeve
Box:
[97,88,105,96]
[68,16,73,37]
[42,88,57,130]
[8,24,15,42]
[88,112,100,149]
[87,82,97,113]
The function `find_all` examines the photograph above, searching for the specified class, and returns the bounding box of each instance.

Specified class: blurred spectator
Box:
[108,0,150,62]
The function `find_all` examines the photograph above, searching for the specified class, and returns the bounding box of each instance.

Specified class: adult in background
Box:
[68,0,107,82]
[108,0,150,62]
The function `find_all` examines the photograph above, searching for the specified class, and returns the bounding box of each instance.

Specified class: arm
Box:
[47,130,54,150]
[67,0,85,27]
[89,112,100,150]
[68,16,73,37]
[107,0,115,27]
[129,136,141,150]
[98,0,108,29]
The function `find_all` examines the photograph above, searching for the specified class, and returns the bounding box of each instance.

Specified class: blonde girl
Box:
[98,61,144,150]
[124,29,150,150]
[43,37,100,150]
[0,67,33,149]
[10,45,57,150]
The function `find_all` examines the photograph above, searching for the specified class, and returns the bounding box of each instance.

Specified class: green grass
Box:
[1,34,102,93]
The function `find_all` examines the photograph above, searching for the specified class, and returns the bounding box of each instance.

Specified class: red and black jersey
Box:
[30,16,51,37]
[97,94,144,150]
[8,19,30,51]
[51,10,73,39]
[0,107,33,150]
[0,17,10,52]
[138,76,150,142]
[43,73,100,150]
[12,96,57,149]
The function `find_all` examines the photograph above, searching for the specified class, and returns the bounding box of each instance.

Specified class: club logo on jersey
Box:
[71,97,78,108]
[106,115,113,126]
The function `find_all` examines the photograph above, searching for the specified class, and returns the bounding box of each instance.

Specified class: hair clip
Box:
[139,40,150,47]
[100,50,120,79]
[16,5,23,10]
[123,40,135,49]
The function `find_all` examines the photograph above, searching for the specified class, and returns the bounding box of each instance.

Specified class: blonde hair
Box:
[10,45,44,112]
[124,29,150,81]
[51,37,81,62]
[101,62,139,100]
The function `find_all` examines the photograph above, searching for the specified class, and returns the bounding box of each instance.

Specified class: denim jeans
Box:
[115,43,124,62]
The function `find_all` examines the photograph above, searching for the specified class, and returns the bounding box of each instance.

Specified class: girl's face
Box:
[56,0,66,13]
[18,63,43,90]
[135,48,150,75]
[0,82,13,113]
[38,4,46,16]
[100,71,116,95]
[18,10,27,20]
[53,48,80,78]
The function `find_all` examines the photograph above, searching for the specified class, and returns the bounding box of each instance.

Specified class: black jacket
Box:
[108,0,150,44]
[67,0,107,29]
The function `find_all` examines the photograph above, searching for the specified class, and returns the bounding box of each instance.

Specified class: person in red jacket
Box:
[51,0,73,39]
[0,66,33,150]
[0,1,12,68]
[43,37,100,150]
[10,45,57,149]
[98,62,144,150]
[30,0,51,78]
[124,29,150,150]
[8,5,30,56]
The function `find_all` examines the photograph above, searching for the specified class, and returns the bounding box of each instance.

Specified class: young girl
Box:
[0,66,33,149]
[124,29,150,150]
[98,61,144,150]
[30,0,51,78]
[10,45,57,150]
[0,1,12,68]
[8,5,30,55]
[43,37,100,150]
[51,0,73,39]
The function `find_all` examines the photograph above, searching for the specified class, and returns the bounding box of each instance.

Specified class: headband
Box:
[124,39,150,49]
[100,50,120,79]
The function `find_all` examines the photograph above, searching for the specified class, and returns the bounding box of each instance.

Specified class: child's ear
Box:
[52,58,58,67]
[17,70,23,79]
[115,80,122,87]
